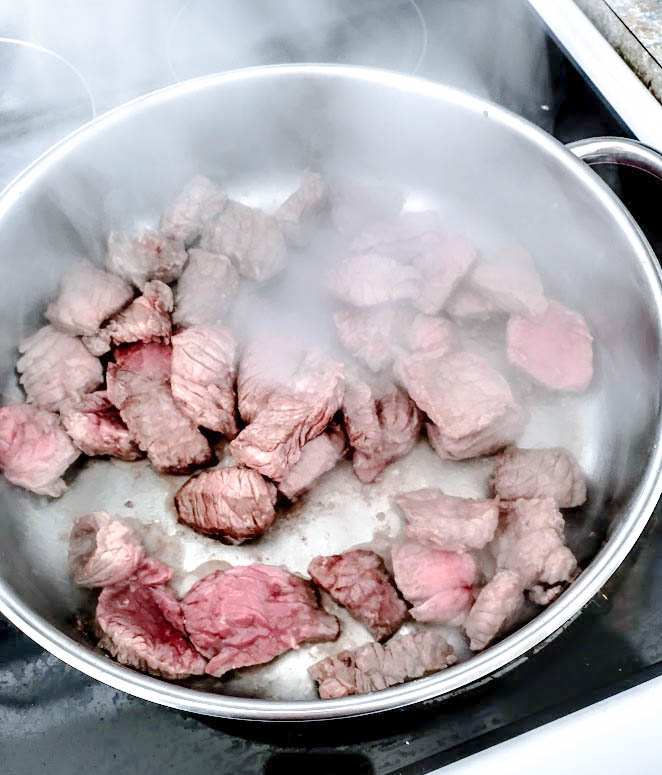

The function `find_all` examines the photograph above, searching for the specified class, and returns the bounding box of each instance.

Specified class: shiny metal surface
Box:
[0,65,661,720]
[568,136,662,179]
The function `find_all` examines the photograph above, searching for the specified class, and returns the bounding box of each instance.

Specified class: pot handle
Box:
[567,136,662,179]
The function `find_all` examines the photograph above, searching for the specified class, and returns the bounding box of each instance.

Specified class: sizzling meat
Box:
[277,424,345,501]
[334,304,408,373]
[327,253,421,307]
[469,247,547,317]
[349,211,441,256]
[405,313,455,357]
[107,228,188,290]
[464,569,524,651]
[411,233,477,314]
[172,249,239,328]
[161,174,228,245]
[276,169,327,246]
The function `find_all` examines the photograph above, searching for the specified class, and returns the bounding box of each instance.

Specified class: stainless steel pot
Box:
[1,65,662,720]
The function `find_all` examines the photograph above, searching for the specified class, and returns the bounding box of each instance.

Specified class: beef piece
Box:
[309,630,456,699]
[506,300,594,392]
[334,305,409,373]
[161,174,228,245]
[173,250,239,328]
[277,424,345,501]
[331,181,404,236]
[107,342,211,474]
[69,511,144,588]
[495,497,577,588]
[18,325,103,412]
[327,253,421,307]
[200,200,287,282]
[171,325,238,437]
[395,488,499,552]
[308,549,407,641]
[83,280,173,356]
[46,260,133,336]
[96,578,206,679]
[230,350,344,480]
[409,233,477,315]
[464,570,525,651]
[181,565,340,677]
[0,404,79,496]
[133,556,175,586]
[470,246,547,317]
[175,467,277,543]
[391,542,477,625]
[106,228,188,290]
[491,446,587,507]
[343,379,421,483]
[350,211,441,255]
[275,169,328,246]
[529,584,563,605]
[60,391,141,461]
[445,287,501,321]
[405,313,455,357]
[398,350,527,460]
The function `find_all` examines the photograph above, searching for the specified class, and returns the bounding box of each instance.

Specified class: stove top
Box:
[2,1,662,773]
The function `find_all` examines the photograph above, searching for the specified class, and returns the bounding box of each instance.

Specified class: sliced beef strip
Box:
[327,253,421,307]
[464,569,525,651]
[230,350,344,480]
[161,174,228,245]
[106,342,211,474]
[394,488,499,552]
[18,325,103,412]
[330,181,404,237]
[410,233,477,315]
[343,379,421,484]
[200,200,287,283]
[82,280,173,356]
[96,578,207,679]
[491,446,587,507]
[275,169,328,246]
[60,391,141,461]
[171,325,238,438]
[391,542,477,626]
[172,249,239,328]
[69,511,144,588]
[445,286,502,321]
[175,467,277,544]
[277,424,346,501]
[181,565,340,677]
[106,228,188,290]
[46,260,133,336]
[0,403,80,497]
[309,630,456,699]
[308,549,407,641]
[506,299,594,392]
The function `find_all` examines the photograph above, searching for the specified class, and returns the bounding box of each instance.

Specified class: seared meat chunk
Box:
[446,286,501,321]
[495,498,577,588]
[60,391,141,461]
[83,280,173,356]
[395,488,499,552]
[46,260,133,336]
[0,404,79,496]
[334,305,409,372]
[343,379,421,483]
[182,565,340,677]
[175,467,277,543]
[411,233,477,314]
[161,174,228,245]
[107,342,211,474]
[464,570,524,651]
[96,577,206,679]
[18,325,103,412]
[398,350,527,460]
[107,228,188,290]
[171,325,238,437]
[470,246,547,317]
[201,200,287,282]
[173,250,239,328]
[392,543,476,625]
[308,549,407,641]
[276,169,327,246]
[309,630,456,699]
[507,300,594,392]
[491,446,587,507]
[277,425,345,501]
[69,511,144,588]
[327,253,421,307]
[331,181,404,236]
[230,350,344,480]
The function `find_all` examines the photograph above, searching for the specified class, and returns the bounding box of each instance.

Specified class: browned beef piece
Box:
[106,343,211,474]
[394,488,499,552]
[491,446,587,507]
[171,325,238,437]
[330,181,404,236]
[18,325,103,412]
[308,549,407,641]
[182,565,339,677]
[309,631,456,699]
[46,260,133,336]
[230,350,344,480]
[464,569,524,651]
[172,249,239,328]
[161,174,228,245]
[275,169,328,246]
[60,391,141,461]
[327,253,421,307]
[410,233,477,314]
[106,228,188,290]
[175,467,277,544]
[276,424,345,501]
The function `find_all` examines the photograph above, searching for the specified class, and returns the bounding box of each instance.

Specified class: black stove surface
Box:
[2,2,662,773]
